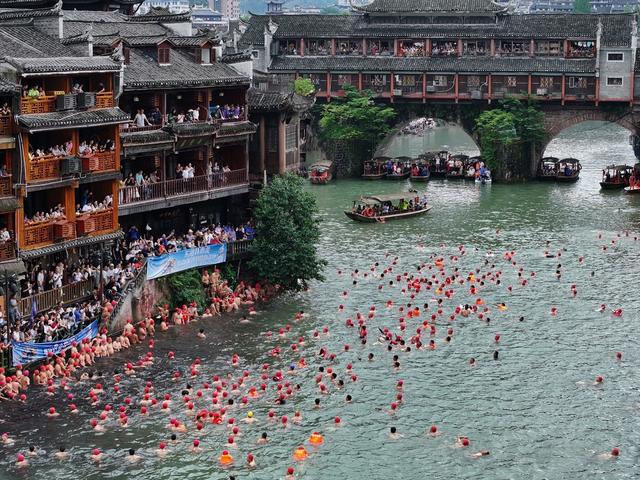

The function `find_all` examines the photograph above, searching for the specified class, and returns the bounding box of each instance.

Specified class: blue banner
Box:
[146,244,228,280]
[11,320,99,367]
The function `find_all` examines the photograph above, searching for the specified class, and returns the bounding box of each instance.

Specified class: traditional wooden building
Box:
[240,0,638,105]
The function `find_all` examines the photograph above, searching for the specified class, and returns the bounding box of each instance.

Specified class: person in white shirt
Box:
[133,109,151,128]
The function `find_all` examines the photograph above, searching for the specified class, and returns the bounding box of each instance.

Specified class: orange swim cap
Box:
[293,446,308,461]
[309,432,324,445]
[219,450,234,465]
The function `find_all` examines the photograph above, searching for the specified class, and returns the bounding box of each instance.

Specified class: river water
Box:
[1,122,640,480]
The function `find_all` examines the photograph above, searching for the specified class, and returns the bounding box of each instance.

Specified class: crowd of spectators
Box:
[75,194,113,216]
[431,42,457,56]
[78,138,115,156]
[24,205,66,225]
[28,140,73,160]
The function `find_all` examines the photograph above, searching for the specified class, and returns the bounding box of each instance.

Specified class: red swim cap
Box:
[288,467,294,474]
[430,425,437,433]
[611,447,620,456]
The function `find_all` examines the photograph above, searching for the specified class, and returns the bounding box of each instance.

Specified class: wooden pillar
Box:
[422,73,426,102]
[490,39,495,57]
[71,129,79,155]
[300,38,305,56]
[629,71,635,105]
[64,185,76,223]
[358,72,363,91]
[530,39,535,57]
[114,125,121,171]
[162,92,167,122]
[561,74,566,105]
[390,73,394,103]
[457,39,462,56]
[22,134,30,183]
[487,74,492,103]
[331,39,336,56]
[454,73,459,102]
[362,39,367,56]
[564,40,569,57]
[426,39,431,56]
[394,39,399,56]
[111,179,119,230]
[595,77,600,105]
[278,115,286,174]
[528,74,532,95]
[258,116,266,174]
[326,72,331,99]
[16,196,24,251]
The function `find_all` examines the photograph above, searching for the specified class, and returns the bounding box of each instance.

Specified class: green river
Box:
[1,121,639,480]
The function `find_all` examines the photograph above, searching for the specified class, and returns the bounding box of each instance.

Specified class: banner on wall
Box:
[11,320,99,366]
[146,244,228,280]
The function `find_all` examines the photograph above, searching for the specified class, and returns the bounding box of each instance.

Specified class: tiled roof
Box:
[357,0,504,13]
[62,10,127,22]
[217,120,256,137]
[166,122,217,137]
[17,107,130,131]
[0,1,60,20]
[221,51,252,63]
[20,230,123,259]
[241,13,633,48]
[63,18,169,39]
[123,47,250,90]
[127,7,191,23]
[168,35,219,47]
[248,88,293,111]
[120,128,174,145]
[6,56,121,74]
[0,76,19,93]
[269,56,597,74]
[0,25,80,60]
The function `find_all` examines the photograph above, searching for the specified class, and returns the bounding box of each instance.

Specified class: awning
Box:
[19,230,123,260]
[17,107,130,132]
[0,197,19,213]
[0,258,26,276]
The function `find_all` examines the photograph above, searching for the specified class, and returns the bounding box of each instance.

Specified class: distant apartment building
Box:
[221,0,240,20]
[192,7,226,30]
[590,0,640,12]
[140,0,190,14]
[529,0,574,12]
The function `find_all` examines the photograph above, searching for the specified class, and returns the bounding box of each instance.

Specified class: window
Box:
[606,77,623,86]
[158,47,170,64]
[285,123,298,151]
[506,76,517,88]
[607,52,624,62]
[466,75,481,87]
[433,75,448,87]
[568,77,588,89]
[123,46,131,65]
[540,77,554,88]
[200,48,211,64]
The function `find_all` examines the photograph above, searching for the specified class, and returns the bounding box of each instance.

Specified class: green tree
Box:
[319,85,396,145]
[249,173,326,291]
[165,268,206,310]
[574,0,591,13]
[294,77,315,97]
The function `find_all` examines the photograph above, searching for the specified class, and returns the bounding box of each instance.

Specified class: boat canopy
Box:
[604,164,632,171]
[541,157,559,163]
[372,155,391,162]
[558,157,580,165]
[310,161,333,170]
[357,193,416,204]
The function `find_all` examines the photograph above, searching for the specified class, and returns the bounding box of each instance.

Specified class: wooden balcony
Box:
[19,278,93,316]
[80,151,117,173]
[95,92,114,109]
[23,219,75,249]
[76,208,115,236]
[0,115,12,136]
[28,156,60,182]
[119,168,248,206]
[0,175,11,197]
[0,239,16,262]
[20,96,56,115]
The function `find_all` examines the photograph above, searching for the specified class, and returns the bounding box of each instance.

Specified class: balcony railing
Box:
[0,239,16,262]
[0,115,12,136]
[119,168,247,206]
[120,123,164,133]
[0,175,11,197]
[80,151,116,173]
[76,209,115,236]
[19,278,94,317]
[21,95,56,114]
[23,219,75,249]
[28,156,60,182]
[95,92,114,109]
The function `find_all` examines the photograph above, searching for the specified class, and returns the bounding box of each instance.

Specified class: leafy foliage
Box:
[474,97,546,170]
[319,85,396,145]
[219,263,238,290]
[166,268,206,310]
[294,77,316,97]
[249,173,326,291]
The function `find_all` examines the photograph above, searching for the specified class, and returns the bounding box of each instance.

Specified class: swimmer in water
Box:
[156,442,168,457]
[55,446,69,460]
[239,316,251,324]
[456,436,470,448]
[389,426,403,440]
[257,432,268,445]
[472,451,490,458]
[127,448,142,463]
[197,329,206,339]
[27,446,38,457]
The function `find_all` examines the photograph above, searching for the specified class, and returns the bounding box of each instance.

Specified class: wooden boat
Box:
[421,151,448,178]
[446,154,468,179]
[309,160,333,184]
[345,193,431,222]
[362,156,388,180]
[475,170,492,184]
[556,158,581,182]
[624,186,640,194]
[624,166,640,193]
[386,156,412,180]
[466,156,484,179]
[600,164,633,189]
[538,156,559,181]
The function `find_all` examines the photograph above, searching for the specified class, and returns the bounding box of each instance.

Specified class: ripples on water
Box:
[1,122,640,480]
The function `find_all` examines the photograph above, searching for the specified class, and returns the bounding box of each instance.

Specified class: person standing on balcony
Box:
[133,109,151,128]
[150,107,162,125]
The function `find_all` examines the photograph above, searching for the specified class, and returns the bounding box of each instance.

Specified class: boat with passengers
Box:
[538,157,559,181]
[556,158,582,182]
[422,151,448,178]
[600,164,633,189]
[410,161,430,181]
[446,154,468,179]
[466,156,484,179]
[345,192,431,222]
[362,156,389,180]
[309,160,333,184]
[385,156,412,180]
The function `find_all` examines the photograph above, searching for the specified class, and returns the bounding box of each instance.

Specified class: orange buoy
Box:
[293,446,308,461]
[219,450,234,466]
[308,432,324,445]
